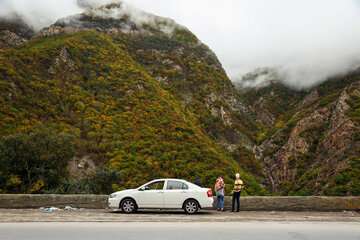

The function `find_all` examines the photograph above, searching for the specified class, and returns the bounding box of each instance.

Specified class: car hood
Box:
[112,189,136,195]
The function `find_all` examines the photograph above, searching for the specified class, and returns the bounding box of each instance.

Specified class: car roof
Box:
[139,178,202,189]
[152,178,187,182]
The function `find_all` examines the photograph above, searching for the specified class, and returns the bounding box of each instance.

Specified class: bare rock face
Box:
[300,89,319,108]
[68,155,96,179]
[254,77,360,195]
[0,16,34,38]
[40,25,80,37]
[48,47,76,75]
[273,108,331,186]
[258,107,332,191]
[0,30,27,48]
[321,89,354,156]
[239,80,307,130]
[0,16,34,48]
[205,93,233,126]
[251,96,277,126]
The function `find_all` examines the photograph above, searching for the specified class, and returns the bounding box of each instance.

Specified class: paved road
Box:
[1,209,359,222]
[1,222,360,240]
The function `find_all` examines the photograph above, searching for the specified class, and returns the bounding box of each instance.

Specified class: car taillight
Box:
[207,189,213,198]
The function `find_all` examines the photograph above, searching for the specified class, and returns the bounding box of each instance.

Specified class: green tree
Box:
[0,127,75,193]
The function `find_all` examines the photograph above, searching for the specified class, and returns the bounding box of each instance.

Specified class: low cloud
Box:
[1,0,360,89]
[129,0,360,89]
[82,2,179,35]
[0,0,81,30]
[0,0,121,30]
[0,0,179,35]
[76,0,117,9]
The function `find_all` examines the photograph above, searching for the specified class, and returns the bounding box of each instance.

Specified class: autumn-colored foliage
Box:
[0,32,265,194]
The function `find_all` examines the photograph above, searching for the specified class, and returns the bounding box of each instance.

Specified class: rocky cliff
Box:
[243,71,360,195]
[0,17,34,48]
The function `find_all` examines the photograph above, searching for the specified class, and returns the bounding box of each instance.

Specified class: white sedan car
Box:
[108,179,214,214]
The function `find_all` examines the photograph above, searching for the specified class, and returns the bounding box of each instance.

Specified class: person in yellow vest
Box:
[232,173,244,212]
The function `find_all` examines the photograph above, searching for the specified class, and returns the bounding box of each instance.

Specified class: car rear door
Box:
[163,180,190,208]
[134,180,165,208]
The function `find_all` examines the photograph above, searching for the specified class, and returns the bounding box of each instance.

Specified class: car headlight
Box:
[109,193,117,199]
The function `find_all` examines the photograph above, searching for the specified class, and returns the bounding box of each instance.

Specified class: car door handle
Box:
[158,192,164,194]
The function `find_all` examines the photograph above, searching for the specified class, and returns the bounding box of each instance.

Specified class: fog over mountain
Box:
[1,0,360,89]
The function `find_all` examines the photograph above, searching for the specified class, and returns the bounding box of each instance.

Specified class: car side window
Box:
[144,181,165,190]
[166,181,189,190]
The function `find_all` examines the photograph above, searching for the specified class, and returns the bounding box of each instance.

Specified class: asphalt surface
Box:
[1,222,360,240]
[0,209,359,222]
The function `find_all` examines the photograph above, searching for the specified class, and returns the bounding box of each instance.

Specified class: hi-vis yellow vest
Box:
[233,179,243,192]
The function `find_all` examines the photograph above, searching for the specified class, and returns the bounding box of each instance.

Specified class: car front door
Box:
[134,181,165,208]
[163,180,189,208]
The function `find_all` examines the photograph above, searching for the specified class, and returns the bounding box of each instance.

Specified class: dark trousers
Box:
[232,192,241,212]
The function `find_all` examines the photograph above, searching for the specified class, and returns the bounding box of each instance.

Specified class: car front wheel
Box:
[121,199,137,214]
[184,199,199,214]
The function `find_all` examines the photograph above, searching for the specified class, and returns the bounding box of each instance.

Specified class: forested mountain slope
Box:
[0,2,358,196]
[0,3,264,194]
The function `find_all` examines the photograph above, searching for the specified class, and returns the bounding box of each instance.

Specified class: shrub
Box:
[55,168,121,194]
[0,127,75,193]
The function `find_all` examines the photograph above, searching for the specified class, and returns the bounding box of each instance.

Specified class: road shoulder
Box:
[0,209,359,223]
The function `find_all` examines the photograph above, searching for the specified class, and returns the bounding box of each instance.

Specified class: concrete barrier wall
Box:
[0,194,108,209]
[0,194,359,211]
[220,196,360,211]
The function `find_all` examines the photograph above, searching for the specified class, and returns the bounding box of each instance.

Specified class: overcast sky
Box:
[1,0,360,89]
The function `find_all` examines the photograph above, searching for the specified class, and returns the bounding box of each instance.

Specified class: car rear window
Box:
[166,181,189,190]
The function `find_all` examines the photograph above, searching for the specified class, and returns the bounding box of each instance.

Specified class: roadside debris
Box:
[64,206,78,211]
[39,206,79,213]
[39,207,60,213]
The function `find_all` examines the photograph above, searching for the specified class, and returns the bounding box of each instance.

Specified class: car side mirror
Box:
[139,186,150,191]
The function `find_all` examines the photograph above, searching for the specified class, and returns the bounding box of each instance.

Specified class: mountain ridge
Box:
[0,3,359,196]
[0,4,264,195]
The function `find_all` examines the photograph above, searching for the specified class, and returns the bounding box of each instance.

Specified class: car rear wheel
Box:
[121,199,137,214]
[184,199,199,214]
